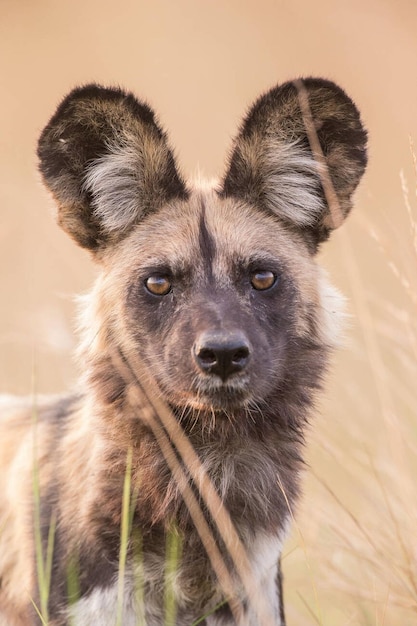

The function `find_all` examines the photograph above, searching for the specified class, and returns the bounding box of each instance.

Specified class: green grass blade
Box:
[190,599,228,626]
[66,551,81,626]
[31,398,54,624]
[116,447,133,626]
[164,525,182,626]
[29,596,49,626]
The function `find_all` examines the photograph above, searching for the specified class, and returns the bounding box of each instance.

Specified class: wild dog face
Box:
[38,80,366,428]
[88,195,326,419]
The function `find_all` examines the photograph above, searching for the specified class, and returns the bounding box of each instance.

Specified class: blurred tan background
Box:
[1,1,416,624]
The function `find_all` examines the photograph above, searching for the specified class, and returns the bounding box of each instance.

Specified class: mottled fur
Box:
[0,78,366,625]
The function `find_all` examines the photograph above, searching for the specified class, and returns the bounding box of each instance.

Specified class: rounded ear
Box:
[38,84,188,253]
[220,78,367,250]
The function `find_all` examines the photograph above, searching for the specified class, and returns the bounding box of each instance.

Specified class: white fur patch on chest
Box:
[68,529,287,626]
[68,579,140,626]
[206,529,288,626]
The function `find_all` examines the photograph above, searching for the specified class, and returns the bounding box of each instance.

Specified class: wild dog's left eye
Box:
[250,270,277,291]
[144,275,172,296]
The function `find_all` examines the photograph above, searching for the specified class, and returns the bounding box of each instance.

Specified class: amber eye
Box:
[144,275,172,296]
[250,270,277,291]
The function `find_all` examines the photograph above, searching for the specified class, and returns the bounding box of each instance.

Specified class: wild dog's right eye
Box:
[144,275,172,296]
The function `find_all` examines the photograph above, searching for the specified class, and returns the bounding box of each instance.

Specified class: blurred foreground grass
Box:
[284,151,417,625]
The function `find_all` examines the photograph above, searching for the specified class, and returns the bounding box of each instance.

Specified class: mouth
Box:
[154,366,254,413]
[185,375,252,411]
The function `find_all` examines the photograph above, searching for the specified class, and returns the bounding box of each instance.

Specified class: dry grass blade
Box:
[293,78,344,230]
[111,347,278,626]
[111,349,242,621]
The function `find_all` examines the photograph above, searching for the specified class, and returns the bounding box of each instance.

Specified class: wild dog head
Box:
[38,79,367,429]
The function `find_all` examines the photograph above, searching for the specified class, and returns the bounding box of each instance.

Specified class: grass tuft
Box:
[284,153,417,625]
[31,380,55,625]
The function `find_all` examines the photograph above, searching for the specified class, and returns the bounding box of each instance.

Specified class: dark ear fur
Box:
[220,78,367,249]
[38,84,188,252]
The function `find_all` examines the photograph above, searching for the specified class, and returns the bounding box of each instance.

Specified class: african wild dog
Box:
[0,78,367,625]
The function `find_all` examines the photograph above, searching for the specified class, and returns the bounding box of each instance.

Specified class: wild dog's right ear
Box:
[38,84,187,253]
[220,78,367,250]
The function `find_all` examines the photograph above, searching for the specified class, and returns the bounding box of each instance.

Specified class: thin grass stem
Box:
[116,446,133,626]
[164,525,182,626]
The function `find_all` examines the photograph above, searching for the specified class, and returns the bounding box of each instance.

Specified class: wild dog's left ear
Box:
[220,78,367,249]
[38,84,188,254]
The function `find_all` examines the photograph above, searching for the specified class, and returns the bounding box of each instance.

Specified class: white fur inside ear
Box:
[263,140,325,226]
[83,139,143,234]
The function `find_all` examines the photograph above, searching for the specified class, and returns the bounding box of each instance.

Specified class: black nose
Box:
[193,331,251,381]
